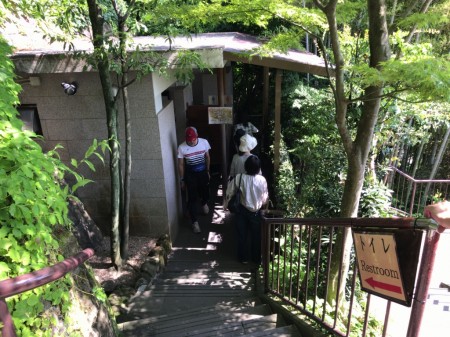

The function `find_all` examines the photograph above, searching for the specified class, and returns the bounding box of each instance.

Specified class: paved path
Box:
[369,231,450,337]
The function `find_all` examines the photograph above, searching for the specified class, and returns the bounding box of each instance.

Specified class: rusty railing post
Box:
[406,229,440,337]
[0,298,16,337]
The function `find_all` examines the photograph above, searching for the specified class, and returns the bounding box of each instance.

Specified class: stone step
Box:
[245,324,302,336]
[119,304,276,336]
[152,271,255,284]
[121,312,284,336]
[148,278,255,291]
[121,294,260,322]
[122,297,262,323]
[163,263,257,274]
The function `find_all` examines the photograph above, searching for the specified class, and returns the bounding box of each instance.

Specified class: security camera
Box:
[61,82,78,95]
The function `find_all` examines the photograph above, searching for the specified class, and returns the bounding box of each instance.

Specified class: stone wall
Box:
[18,72,173,237]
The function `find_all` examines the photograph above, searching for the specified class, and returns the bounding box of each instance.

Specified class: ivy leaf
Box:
[21,251,31,266]
[0,261,10,275]
[48,214,56,225]
[0,225,10,238]
[0,238,12,250]
[7,248,20,262]
[26,294,39,306]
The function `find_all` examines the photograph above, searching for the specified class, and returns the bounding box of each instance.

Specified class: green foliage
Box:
[359,180,393,217]
[0,36,107,335]
[277,83,345,217]
[92,286,108,303]
[273,136,303,217]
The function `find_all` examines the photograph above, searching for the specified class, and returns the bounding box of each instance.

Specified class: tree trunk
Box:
[118,18,131,260]
[87,0,122,268]
[319,0,391,306]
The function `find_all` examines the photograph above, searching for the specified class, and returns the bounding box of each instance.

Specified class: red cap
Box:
[185,127,198,142]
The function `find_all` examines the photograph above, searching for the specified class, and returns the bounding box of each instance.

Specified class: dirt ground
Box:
[88,236,158,292]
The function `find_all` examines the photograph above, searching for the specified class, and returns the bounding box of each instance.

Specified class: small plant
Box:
[0,37,108,336]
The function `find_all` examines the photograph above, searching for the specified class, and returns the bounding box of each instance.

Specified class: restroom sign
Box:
[352,229,422,306]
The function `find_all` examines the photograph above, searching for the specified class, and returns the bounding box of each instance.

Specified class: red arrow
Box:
[365,277,402,294]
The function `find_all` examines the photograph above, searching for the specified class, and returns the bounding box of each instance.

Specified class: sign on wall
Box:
[208,107,233,124]
[352,229,423,306]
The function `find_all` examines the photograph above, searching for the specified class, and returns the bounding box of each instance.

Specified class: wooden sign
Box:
[352,229,423,306]
[208,107,233,124]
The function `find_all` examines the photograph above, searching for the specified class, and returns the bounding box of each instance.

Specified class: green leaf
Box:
[0,238,12,250]
[71,179,93,193]
[7,248,20,262]
[0,225,10,238]
[0,261,11,274]
[12,227,22,239]
[21,251,31,266]
[83,159,95,172]
[48,214,56,225]
[26,294,39,306]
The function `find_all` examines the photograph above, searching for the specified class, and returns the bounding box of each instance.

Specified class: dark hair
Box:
[234,129,246,152]
[236,110,249,124]
[244,155,261,175]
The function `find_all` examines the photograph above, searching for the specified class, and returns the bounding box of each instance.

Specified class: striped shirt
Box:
[177,138,211,172]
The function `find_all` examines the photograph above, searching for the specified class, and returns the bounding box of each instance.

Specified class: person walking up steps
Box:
[225,155,268,264]
[178,127,211,234]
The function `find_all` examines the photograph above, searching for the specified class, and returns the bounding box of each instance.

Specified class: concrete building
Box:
[7,30,328,241]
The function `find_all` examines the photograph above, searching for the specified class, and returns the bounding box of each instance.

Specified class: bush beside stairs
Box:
[116,248,302,336]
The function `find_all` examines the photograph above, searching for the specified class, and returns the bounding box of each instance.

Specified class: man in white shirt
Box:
[178,127,211,233]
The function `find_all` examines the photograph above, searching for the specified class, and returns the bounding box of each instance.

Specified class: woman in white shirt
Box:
[226,155,268,264]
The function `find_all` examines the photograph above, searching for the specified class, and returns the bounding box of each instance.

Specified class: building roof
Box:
[6,24,329,77]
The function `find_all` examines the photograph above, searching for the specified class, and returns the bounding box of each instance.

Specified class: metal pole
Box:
[0,298,16,337]
[406,229,441,337]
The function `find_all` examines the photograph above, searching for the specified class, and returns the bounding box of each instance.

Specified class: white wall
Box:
[157,102,181,240]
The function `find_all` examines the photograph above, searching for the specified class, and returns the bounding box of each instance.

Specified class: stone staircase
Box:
[117,248,301,336]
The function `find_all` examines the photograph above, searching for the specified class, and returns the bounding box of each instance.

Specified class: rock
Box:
[140,260,160,278]
[108,286,135,317]
[101,280,116,294]
[135,277,148,290]
[55,230,117,336]
[68,197,104,250]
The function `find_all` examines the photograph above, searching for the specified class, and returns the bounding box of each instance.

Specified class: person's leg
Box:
[185,173,199,224]
[249,212,262,265]
[198,170,210,204]
[199,170,210,213]
[235,208,249,263]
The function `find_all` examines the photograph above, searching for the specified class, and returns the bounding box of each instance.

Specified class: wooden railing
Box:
[261,216,439,337]
[0,248,95,337]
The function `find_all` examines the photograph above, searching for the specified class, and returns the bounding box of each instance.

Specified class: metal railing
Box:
[261,216,439,337]
[386,166,450,216]
[0,248,95,337]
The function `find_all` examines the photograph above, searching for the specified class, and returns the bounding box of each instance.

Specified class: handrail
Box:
[261,214,438,230]
[261,216,439,337]
[0,248,95,337]
[389,166,450,184]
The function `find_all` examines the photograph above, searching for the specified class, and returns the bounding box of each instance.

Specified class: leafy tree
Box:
[0,35,108,335]
[188,0,449,305]
[2,0,208,268]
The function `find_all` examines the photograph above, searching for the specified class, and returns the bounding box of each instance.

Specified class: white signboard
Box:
[208,107,233,125]
[353,232,406,303]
